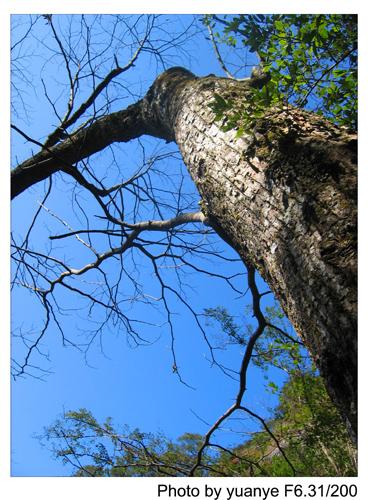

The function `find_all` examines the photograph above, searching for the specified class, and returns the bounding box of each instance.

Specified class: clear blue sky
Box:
[11,14,291,476]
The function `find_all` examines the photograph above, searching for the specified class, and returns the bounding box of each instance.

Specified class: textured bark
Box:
[11,68,357,442]
[142,68,357,442]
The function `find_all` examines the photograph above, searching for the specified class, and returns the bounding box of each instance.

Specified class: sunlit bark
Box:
[11,67,357,442]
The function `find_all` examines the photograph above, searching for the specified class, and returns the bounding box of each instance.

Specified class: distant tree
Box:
[41,408,213,477]
[216,371,356,477]
[41,369,356,477]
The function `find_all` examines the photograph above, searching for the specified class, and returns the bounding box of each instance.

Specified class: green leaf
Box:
[268,381,279,391]
[318,24,329,39]
[274,20,284,31]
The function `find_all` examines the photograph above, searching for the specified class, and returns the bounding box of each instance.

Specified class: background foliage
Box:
[206,14,357,133]
[42,313,356,476]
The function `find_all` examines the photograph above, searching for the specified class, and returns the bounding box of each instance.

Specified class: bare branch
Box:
[189,263,296,477]
[11,99,146,198]
[43,16,155,148]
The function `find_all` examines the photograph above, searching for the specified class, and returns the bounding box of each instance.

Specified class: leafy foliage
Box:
[41,369,356,477]
[41,408,214,477]
[204,304,306,377]
[206,14,357,130]
[208,89,275,137]
[217,372,356,477]
[203,305,356,476]
[41,306,356,477]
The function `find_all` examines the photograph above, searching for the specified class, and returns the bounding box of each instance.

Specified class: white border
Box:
[2,1,367,499]
[3,0,364,15]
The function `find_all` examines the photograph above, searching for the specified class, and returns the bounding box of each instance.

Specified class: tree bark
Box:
[11,67,357,442]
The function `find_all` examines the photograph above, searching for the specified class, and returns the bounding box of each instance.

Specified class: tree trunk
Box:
[143,68,357,442]
[11,67,357,442]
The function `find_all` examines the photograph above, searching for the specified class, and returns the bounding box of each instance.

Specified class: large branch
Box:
[11,100,150,199]
[11,67,197,200]
[11,67,201,198]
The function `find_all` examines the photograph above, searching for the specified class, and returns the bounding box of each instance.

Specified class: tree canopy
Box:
[41,355,356,477]
[205,14,357,131]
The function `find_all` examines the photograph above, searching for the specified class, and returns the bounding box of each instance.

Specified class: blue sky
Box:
[9,13,319,477]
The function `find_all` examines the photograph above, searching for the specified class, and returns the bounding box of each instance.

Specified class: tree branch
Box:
[11,99,148,199]
[189,264,296,477]
[43,17,154,149]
